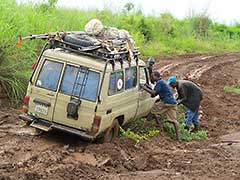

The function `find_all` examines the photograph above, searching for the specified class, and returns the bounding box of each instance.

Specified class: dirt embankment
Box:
[0,53,240,180]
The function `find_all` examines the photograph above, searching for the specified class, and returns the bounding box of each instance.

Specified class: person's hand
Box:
[145,83,152,90]
[151,94,155,98]
[140,84,145,88]
[177,99,182,105]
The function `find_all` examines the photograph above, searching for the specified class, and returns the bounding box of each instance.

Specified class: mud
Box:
[0,53,240,179]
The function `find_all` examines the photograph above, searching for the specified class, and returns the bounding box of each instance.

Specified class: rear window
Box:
[36,60,63,91]
[60,65,100,101]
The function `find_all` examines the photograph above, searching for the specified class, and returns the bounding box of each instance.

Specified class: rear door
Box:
[29,59,64,121]
[52,64,100,130]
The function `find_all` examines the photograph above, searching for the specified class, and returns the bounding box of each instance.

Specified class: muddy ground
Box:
[0,53,240,180]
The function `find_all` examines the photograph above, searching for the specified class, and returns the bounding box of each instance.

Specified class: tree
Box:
[124,2,134,12]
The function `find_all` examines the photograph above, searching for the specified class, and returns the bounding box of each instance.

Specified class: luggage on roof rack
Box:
[17,19,139,64]
[50,38,139,64]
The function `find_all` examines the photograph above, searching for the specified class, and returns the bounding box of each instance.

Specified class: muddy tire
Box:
[103,119,120,143]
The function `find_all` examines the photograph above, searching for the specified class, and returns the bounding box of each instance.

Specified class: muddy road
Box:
[0,53,240,180]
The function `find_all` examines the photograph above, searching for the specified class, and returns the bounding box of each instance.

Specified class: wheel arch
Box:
[115,115,124,126]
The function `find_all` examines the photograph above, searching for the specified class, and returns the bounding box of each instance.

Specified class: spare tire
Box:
[64,34,95,47]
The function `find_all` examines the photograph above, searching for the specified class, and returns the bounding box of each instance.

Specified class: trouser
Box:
[185,106,199,127]
[151,101,180,141]
[151,101,177,123]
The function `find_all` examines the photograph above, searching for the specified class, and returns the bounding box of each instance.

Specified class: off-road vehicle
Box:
[19,29,156,142]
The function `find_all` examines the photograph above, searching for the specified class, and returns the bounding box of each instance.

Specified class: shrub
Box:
[1,0,240,103]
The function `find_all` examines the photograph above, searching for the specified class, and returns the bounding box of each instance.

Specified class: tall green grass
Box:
[1,0,240,103]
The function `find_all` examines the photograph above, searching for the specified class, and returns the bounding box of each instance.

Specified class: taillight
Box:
[23,96,30,106]
[93,116,101,127]
[90,115,101,134]
[22,95,29,113]
[31,59,38,70]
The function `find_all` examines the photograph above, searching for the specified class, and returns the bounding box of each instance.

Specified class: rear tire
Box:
[103,119,120,143]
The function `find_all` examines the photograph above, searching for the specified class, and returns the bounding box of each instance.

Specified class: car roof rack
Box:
[18,31,140,69]
[49,38,139,65]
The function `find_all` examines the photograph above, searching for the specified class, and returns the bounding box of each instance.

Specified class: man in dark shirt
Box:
[141,71,180,141]
[168,76,203,132]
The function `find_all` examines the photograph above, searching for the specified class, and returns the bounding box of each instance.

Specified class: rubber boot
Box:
[190,124,199,133]
[173,122,181,141]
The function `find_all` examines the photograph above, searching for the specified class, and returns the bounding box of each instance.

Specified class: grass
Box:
[1,0,240,103]
[224,86,240,94]
[120,118,160,143]
[164,113,208,141]
[120,112,208,143]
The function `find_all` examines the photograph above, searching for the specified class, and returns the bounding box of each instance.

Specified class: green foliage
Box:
[36,0,58,12]
[120,128,160,143]
[138,18,152,41]
[164,114,208,141]
[224,86,240,94]
[157,13,176,36]
[1,0,240,103]
[190,14,212,36]
[120,118,160,143]
[123,2,134,12]
[0,71,29,105]
[179,122,208,141]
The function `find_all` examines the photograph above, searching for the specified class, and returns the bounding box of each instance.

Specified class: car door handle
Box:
[33,98,51,107]
[46,93,54,97]
[106,109,112,114]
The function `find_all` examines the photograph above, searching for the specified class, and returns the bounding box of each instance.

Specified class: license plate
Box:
[35,104,48,115]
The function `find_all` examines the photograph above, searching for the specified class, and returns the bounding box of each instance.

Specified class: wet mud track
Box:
[0,53,240,179]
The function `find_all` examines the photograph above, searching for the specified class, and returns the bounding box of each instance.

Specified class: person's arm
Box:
[140,84,157,97]
[177,87,187,105]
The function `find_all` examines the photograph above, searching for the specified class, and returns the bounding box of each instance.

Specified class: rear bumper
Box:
[19,114,95,141]
[19,114,33,122]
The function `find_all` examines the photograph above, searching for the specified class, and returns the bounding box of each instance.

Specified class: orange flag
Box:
[16,38,23,48]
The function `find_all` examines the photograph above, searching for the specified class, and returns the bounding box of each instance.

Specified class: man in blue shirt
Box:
[141,71,180,141]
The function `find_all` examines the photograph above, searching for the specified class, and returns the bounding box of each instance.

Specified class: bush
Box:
[1,0,240,103]
[164,113,208,141]
[190,14,212,37]
[120,118,160,143]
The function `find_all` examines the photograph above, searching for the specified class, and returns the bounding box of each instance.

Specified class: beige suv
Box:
[19,38,156,142]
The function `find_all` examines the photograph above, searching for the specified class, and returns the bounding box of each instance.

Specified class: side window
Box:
[125,67,137,90]
[36,60,63,91]
[139,67,147,84]
[108,71,124,95]
[60,65,100,101]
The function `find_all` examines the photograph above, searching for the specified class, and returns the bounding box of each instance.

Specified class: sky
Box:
[17,0,240,25]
